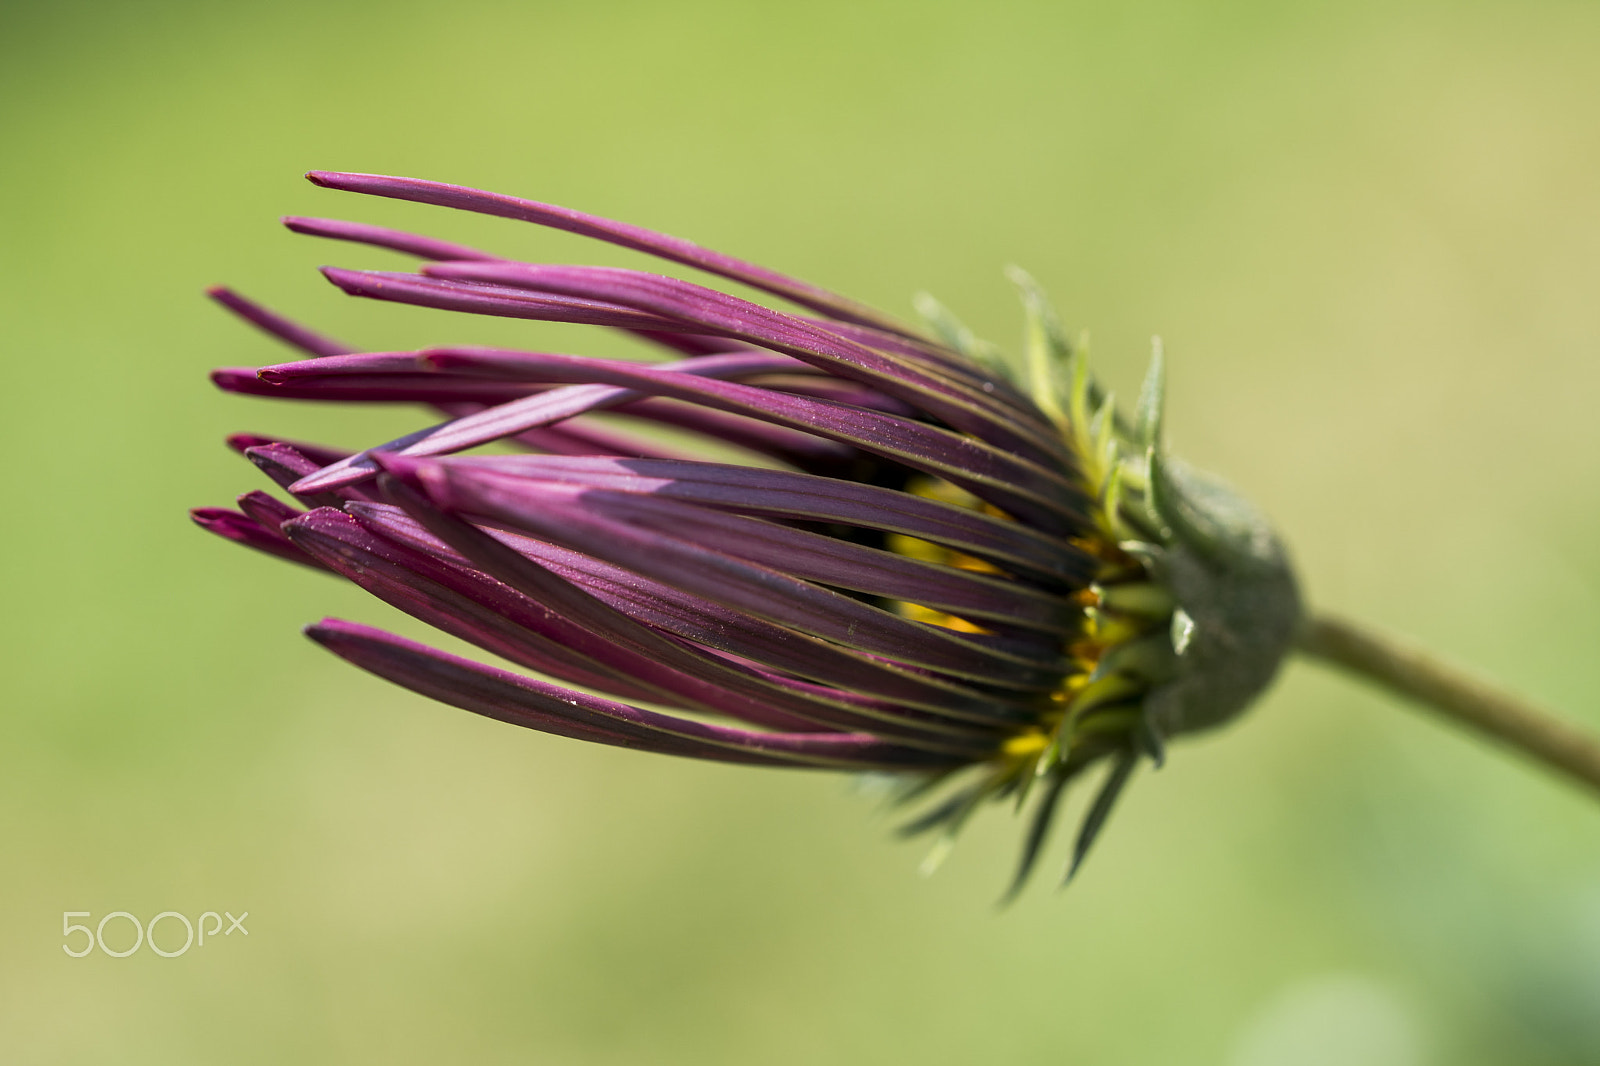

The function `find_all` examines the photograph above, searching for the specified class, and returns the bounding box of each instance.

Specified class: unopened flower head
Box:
[194,172,1300,894]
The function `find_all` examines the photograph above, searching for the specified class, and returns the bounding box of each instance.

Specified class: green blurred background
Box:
[3,0,1599,1061]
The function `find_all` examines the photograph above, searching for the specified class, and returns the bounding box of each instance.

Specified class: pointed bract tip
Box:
[319,266,371,296]
[189,506,233,528]
[303,617,342,645]
[226,433,273,454]
[365,450,426,480]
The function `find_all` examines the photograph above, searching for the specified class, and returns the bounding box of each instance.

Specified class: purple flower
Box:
[194,173,1299,894]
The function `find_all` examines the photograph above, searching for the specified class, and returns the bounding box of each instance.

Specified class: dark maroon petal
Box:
[190,507,325,570]
[347,501,1037,725]
[391,457,1067,690]
[795,316,1034,410]
[622,329,753,357]
[609,399,856,467]
[451,478,1075,633]
[244,443,386,507]
[290,349,1086,537]
[303,619,747,759]
[424,349,1084,534]
[290,505,882,733]
[348,483,1014,743]
[236,489,302,531]
[281,216,759,359]
[281,507,694,707]
[305,171,918,338]
[306,619,959,770]
[283,349,847,495]
[259,347,800,384]
[226,434,352,467]
[206,286,354,358]
[321,267,701,334]
[440,454,1093,585]
[423,262,1070,470]
[742,374,915,415]
[503,421,697,461]
[217,367,541,405]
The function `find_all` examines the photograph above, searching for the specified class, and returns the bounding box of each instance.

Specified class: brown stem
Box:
[1296,611,1600,798]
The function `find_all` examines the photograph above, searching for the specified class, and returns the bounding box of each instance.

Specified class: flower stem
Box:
[1296,611,1600,798]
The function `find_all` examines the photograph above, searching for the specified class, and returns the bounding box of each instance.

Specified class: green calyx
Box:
[900,272,1301,894]
[1011,268,1302,754]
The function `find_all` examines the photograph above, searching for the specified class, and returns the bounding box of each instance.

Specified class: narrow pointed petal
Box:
[206,286,354,357]
[303,619,767,762]
[347,500,1035,724]
[291,347,1088,537]
[423,261,1072,470]
[610,398,857,467]
[216,366,540,405]
[306,619,962,770]
[280,215,758,359]
[190,507,325,570]
[291,506,990,742]
[283,216,497,262]
[244,443,385,507]
[390,456,1067,689]
[438,454,1095,585]
[305,170,917,337]
[282,507,702,708]
[235,489,302,531]
[355,479,1020,741]
[424,472,1076,633]
[282,349,853,496]
[425,347,1087,533]
[321,266,698,334]
[226,434,351,467]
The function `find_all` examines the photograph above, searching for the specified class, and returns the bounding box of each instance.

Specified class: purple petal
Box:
[206,286,354,358]
[215,366,541,405]
[343,484,1015,742]
[282,215,761,359]
[440,454,1092,585]
[305,171,918,338]
[244,443,386,507]
[321,267,701,334]
[422,262,1070,470]
[190,507,324,570]
[609,399,856,467]
[445,475,1075,632]
[282,507,696,707]
[282,216,497,262]
[383,348,1086,534]
[226,434,352,467]
[236,489,302,530]
[348,501,1038,725]
[306,619,961,770]
[282,349,852,496]
[389,456,1068,690]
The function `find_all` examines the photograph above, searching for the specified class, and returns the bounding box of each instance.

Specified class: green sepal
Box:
[912,292,1012,378]
[1064,748,1139,883]
[1135,337,1166,448]
[1094,581,1177,617]
[1000,767,1072,905]
[1003,265,1073,429]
